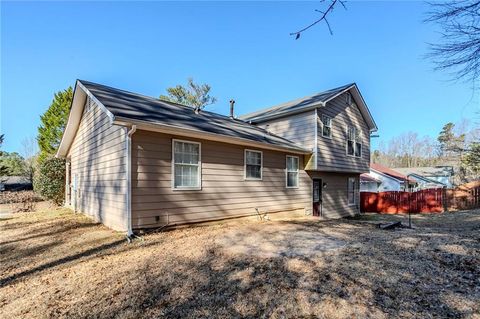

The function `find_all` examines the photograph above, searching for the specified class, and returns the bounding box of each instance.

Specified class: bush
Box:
[0,191,42,213]
[34,157,65,205]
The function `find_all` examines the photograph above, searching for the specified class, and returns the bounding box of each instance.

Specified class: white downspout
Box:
[126,125,137,238]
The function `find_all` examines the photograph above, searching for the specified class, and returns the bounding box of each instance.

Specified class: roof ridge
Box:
[240,82,356,120]
[78,79,302,147]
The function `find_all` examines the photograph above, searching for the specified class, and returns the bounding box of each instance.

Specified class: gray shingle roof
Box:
[79,80,310,153]
[240,83,355,122]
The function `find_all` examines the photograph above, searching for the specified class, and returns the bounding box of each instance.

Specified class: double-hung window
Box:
[245,150,262,180]
[348,177,356,205]
[286,156,299,188]
[321,115,332,138]
[347,126,362,157]
[172,140,201,189]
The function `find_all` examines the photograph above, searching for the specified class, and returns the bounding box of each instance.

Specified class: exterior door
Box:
[313,179,322,217]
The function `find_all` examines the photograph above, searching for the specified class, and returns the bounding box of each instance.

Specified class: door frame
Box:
[312,178,323,217]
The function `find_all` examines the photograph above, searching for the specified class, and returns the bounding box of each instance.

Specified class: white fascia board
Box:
[56,80,116,158]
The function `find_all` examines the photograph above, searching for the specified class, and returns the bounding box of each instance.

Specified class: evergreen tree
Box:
[437,122,465,163]
[37,87,73,162]
[462,142,480,178]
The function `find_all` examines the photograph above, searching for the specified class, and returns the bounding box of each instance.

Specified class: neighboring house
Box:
[393,166,454,189]
[57,80,377,234]
[0,176,32,192]
[359,173,381,192]
[360,163,416,192]
[404,173,446,190]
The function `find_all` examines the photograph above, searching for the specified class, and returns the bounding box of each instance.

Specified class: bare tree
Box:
[290,0,347,39]
[425,1,480,86]
[21,137,38,184]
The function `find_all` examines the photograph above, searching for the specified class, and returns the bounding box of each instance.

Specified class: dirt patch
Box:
[217,222,346,258]
[0,209,479,318]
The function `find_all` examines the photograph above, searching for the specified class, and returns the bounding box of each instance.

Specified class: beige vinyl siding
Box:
[316,93,370,173]
[308,171,360,218]
[131,130,311,228]
[256,111,315,150]
[67,97,127,231]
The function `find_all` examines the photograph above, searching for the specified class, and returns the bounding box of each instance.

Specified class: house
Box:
[359,173,381,192]
[402,173,447,190]
[360,163,416,192]
[393,166,454,188]
[56,80,377,235]
[0,176,33,192]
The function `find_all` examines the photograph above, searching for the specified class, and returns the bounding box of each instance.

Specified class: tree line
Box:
[372,121,480,182]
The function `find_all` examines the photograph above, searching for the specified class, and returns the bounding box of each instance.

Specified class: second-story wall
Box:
[316,92,370,173]
[255,111,316,169]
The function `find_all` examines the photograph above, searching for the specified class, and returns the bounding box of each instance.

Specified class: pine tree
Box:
[37,87,73,162]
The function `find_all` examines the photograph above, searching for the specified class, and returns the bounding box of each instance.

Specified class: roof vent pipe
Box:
[229,99,235,119]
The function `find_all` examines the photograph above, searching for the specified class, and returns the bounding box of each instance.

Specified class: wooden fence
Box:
[361,189,444,214]
[361,185,480,214]
[446,186,480,211]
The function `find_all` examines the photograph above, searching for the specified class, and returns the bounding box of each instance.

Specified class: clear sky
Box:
[1,1,478,153]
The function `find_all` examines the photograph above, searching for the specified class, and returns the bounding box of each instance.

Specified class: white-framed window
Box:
[286,155,299,188]
[348,177,356,205]
[172,139,201,190]
[321,115,332,138]
[347,126,362,158]
[244,149,262,180]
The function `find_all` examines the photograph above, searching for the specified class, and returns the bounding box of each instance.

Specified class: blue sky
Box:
[1,1,478,153]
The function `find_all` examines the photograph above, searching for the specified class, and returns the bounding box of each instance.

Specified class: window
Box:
[245,150,262,180]
[286,156,299,188]
[172,140,201,189]
[321,115,332,138]
[348,177,356,205]
[347,126,362,158]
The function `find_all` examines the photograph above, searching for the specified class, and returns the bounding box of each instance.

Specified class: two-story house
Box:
[57,80,377,235]
[241,83,377,218]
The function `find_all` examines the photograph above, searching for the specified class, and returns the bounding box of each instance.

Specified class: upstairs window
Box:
[321,115,332,138]
[245,150,262,180]
[347,126,362,158]
[286,156,299,188]
[348,177,356,205]
[172,140,201,189]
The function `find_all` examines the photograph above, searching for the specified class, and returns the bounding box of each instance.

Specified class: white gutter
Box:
[125,124,137,237]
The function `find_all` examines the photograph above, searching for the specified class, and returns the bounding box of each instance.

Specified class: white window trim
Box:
[285,155,299,189]
[348,177,357,206]
[346,125,362,158]
[171,139,202,191]
[244,149,263,181]
[321,114,332,139]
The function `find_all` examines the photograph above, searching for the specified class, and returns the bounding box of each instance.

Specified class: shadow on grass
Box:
[0,239,125,288]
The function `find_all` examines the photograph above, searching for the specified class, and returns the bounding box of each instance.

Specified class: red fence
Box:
[360,189,445,214]
[446,186,480,211]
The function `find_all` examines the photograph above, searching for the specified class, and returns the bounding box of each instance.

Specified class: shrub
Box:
[34,157,65,205]
[0,191,42,213]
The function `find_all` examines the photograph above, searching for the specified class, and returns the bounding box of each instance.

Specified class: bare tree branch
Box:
[425,1,480,87]
[290,0,347,39]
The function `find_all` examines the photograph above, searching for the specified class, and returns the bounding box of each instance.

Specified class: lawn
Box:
[1,208,479,318]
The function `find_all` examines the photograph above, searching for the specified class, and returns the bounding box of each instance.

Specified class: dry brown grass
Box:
[0,208,479,318]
